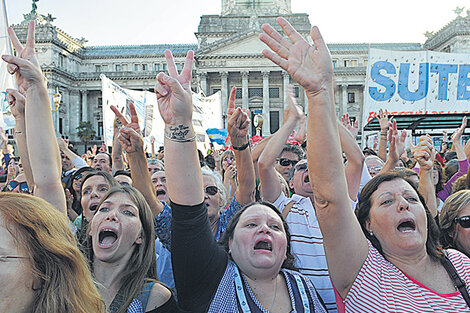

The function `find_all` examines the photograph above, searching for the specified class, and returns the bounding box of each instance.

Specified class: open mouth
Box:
[98,228,118,248]
[397,219,416,233]
[89,204,99,212]
[304,175,310,183]
[254,240,272,252]
[156,189,166,196]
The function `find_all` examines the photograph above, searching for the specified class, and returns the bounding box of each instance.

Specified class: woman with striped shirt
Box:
[260,17,470,312]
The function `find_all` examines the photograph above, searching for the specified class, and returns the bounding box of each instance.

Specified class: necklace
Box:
[268,275,278,312]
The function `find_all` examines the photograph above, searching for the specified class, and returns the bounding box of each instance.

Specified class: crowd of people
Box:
[2,17,470,313]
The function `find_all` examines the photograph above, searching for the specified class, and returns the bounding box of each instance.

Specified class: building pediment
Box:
[196,30,270,57]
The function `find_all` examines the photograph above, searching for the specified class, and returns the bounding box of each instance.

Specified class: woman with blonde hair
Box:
[440,190,470,257]
[0,193,104,313]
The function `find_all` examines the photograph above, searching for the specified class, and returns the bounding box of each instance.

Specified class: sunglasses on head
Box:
[367,166,383,172]
[277,158,298,167]
[74,173,84,181]
[455,216,470,228]
[8,181,29,193]
[294,163,308,172]
[205,185,219,196]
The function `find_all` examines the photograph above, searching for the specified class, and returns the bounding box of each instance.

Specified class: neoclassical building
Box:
[11,1,470,149]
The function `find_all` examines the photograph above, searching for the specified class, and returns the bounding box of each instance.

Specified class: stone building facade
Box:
[10,2,470,148]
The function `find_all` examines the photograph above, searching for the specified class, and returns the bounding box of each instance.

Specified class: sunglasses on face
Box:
[8,181,29,193]
[204,185,219,196]
[277,158,298,167]
[367,166,383,172]
[455,216,470,228]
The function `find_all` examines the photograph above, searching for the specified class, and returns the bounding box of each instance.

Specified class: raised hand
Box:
[451,116,467,144]
[154,50,194,127]
[342,113,359,138]
[3,21,44,95]
[260,17,333,97]
[227,87,251,146]
[6,89,25,119]
[414,135,435,171]
[111,102,141,133]
[387,119,406,162]
[283,84,303,124]
[57,137,68,152]
[111,102,144,154]
[376,109,390,132]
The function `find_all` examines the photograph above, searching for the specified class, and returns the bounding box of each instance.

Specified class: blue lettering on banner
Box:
[369,61,470,102]
[457,64,470,100]
[369,61,396,101]
[397,63,428,101]
[430,63,458,100]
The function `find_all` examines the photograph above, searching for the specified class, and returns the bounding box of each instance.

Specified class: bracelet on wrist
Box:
[232,142,250,151]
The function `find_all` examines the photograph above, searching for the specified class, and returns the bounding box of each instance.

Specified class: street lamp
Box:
[52,87,62,112]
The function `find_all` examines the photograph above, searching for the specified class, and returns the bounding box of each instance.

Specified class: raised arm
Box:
[414,135,438,218]
[376,109,389,162]
[338,117,365,201]
[5,90,34,189]
[111,103,164,218]
[258,84,302,202]
[4,21,66,214]
[57,138,87,170]
[155,50,203,205]
[111,113,125,171]
[227,87,256,205]
[260,17,368,298]
[381,119,406,174]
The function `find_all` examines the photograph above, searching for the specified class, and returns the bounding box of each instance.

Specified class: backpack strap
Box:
[442,252,470,308]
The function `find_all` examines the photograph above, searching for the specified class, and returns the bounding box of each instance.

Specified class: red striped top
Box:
[344,241,470,312]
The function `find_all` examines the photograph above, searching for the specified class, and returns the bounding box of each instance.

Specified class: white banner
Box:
[363,48,470,129]
[0,0,15,129]
[101,75,223,152]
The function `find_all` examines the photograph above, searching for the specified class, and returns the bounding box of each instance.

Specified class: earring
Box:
[369,230,374,237]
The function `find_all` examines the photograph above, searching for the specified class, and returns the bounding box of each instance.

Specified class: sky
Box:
[6,0,469,46]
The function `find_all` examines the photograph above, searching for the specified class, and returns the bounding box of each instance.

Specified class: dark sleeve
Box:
[170,201,228,313]
[147,293,179,313]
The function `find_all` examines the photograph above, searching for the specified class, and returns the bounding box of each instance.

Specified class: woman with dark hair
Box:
[87,185,177,312]
[65,166,95,220]
[75,171,119,247]
[154,49,326,312]
[260,17,470,312]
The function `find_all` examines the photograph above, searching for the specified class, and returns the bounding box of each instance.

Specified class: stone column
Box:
[64,89,70,135]
[358,84,365,141]
[220,71,228,127]
[303,89,309,113]
[341,84,348,117]
[81,90,88,122]
[49,85,59,136]
[282,71,290,104]
[69,90,80,140]
[262,71,270,136]
[241,71,249,110]
[200,72,207,96]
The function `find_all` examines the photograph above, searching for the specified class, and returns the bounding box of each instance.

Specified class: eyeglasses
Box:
[277,158,299,167]
[294,163,308,173]
[455,216,470,228]
[204,185,219,196]
[0,255,28,262]
[74,173,84,181]
[8,181,29,193]
[367,166,383,172]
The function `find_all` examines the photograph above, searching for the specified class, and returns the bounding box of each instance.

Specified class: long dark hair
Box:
[356,173,444,262]
[219,201,297,270]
